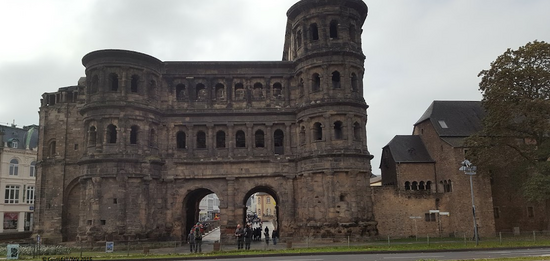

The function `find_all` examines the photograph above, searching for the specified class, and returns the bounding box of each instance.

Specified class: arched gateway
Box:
[34,0,378,244]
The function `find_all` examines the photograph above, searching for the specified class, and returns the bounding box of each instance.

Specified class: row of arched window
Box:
[8,159,36,177]
[175,129,284,152]
[86,120,363,150]
[175,82,284,102]
[301,121,362,143]
[89,74,158,96]
[404,179,453,193]
[295,20,358,49]
[87,71,359,102]
[404,181,432,191]
[299,72,359,96]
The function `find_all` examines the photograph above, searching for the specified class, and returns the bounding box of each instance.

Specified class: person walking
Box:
[235,224,244,250]
[187,230,196,253]
[271,227,279,245]
[264,226,270,245]
[194,223,203,253]
[244,224,253,250]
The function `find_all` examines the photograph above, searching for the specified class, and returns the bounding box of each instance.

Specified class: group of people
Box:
[187,223,204,253]
[234,222,279,250]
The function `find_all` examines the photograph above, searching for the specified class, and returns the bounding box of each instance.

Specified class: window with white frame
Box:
[30,161,36,177]
[9,159,19,176]
[26,186,35,204]
[5,185,20,204]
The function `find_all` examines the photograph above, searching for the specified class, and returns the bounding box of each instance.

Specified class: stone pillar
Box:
[226,178,236,225]
[207,124,214,155]
[228,124,234,157]
[246,123,253,156]
[266,124,273,153]
[323,114,331,145]
[188,126,194,157]
[17,212,25,232]
[285,123,292,155]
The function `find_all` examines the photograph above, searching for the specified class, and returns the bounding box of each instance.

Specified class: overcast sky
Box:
[1,0,549,174]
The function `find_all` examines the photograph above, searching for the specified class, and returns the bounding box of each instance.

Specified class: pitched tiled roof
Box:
[384,135,434,163]
[415,100,485,137]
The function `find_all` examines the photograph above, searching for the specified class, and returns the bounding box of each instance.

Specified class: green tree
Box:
[467,40,550,202]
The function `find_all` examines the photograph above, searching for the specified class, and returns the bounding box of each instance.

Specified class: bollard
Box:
[213,241,221,252]
[286,241,293,249]
[533,231,536,242]
[499,232,502,245]
[143,247,149,254]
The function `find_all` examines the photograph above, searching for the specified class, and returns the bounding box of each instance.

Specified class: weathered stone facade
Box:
[34,0,378,243]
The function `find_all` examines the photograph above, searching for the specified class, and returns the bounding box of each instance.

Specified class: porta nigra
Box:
[34,0,378,243]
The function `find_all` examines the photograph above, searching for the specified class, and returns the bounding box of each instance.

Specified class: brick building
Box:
[374,100,549,238]
[34,0,378,243]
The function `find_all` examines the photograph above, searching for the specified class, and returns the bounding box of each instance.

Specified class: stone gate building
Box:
[34,0,378,243]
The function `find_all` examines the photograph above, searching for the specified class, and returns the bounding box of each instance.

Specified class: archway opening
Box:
[243,186,279,243]
[183,189,220,242]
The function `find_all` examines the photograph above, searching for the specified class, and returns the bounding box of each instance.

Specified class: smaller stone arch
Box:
[241,185,281,235]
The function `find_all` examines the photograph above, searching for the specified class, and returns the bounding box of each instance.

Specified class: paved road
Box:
[178,247,550,261]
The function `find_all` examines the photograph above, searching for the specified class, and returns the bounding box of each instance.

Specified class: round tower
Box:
[285,0,377,238]
[77,50,165,240]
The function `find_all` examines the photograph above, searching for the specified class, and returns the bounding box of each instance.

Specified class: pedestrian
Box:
[264,227,270,245]
[235,224,244,250]
[187,230,196,253]
[194,223,203,253]
[271,227,279,245]
[244,223,253,250]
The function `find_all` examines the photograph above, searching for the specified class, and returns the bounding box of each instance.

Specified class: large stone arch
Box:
[62,177,83,242]
[241,184,281,234]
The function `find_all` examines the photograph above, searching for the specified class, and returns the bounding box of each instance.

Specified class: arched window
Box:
[176,131,186,149]
[131,75,139,93]
[9,159,18,176]
[149,128,156,147]
[274,129,284,154]
[299,78,304,96]
[216,131,226,148]
[330,20,338,39]
[234,83,245,100]
[411,181,418,191]
[109,73,119,91]
[88,126,97,146]
[130,125,139,145]
[334,121,343,140]
[353,122,361,141]
[49,141,57,156]
[236,130,246,148]
[196,131,206,149]
[313,122,323,141]
[310,23,319,41]
[419,181,425,190]
[253,82,263,99]
[426,181,432,191]
[176,84,186,101]
[195,83,206,101]
[312,73,321,92]
[215,83,225,100]
[404,181,411,191]
[447,179,453,192]
[272,82,283,99]
[351,73,358,92]
[332,71,341,89]
[107,124,117,144]
[30,161,36,177]
[255,130,265,148]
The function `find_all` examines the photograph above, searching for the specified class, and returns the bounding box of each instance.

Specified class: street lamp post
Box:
[460,159,479,246]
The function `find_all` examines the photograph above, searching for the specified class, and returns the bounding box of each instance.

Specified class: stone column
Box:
[228,124,234,157]
[226,178,236,225]
[323,114,331,145]
[18,212,25,232]
[246,123,253,156]
[285,123,292,155]
[266,124,273,153]
[188,126,194,157]
[347,115,354,147]
[207,124,214,155]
